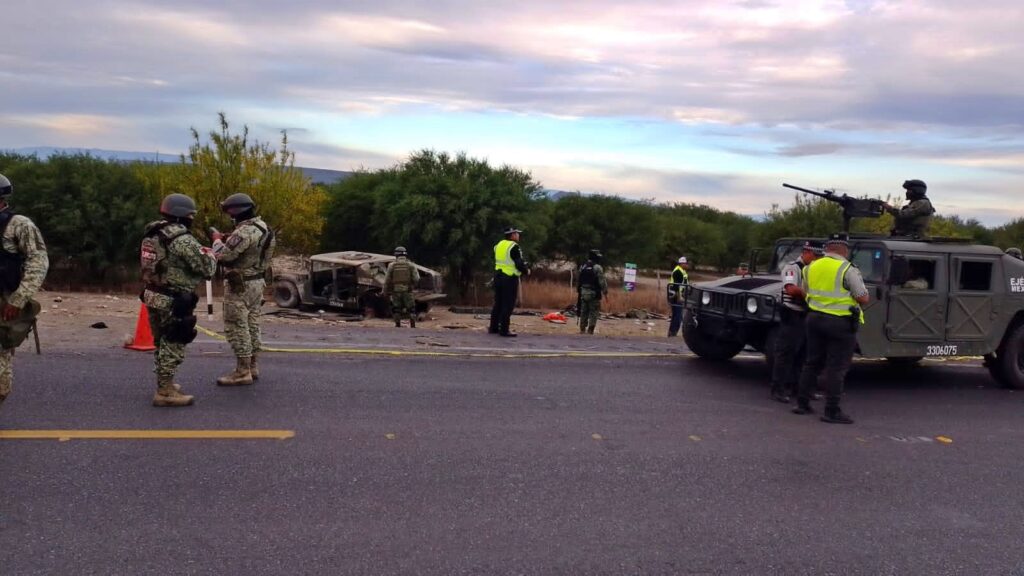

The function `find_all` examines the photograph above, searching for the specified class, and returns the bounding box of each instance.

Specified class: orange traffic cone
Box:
[125,303,157,351]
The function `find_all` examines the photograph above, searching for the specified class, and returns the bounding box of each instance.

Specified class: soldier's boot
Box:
[394,318,402,328]
[791,399,814,415]
[250,354,260,380]
[216,357,254,387]
[409,315,416,328]
[770,385,791,404]
[587,326,595,335]
[820,405,854,424]
[153,376,194,407]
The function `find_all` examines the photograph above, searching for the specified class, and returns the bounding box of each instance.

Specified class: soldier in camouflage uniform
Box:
[577,249,608,335]
[384,246,420,328]
[885,179,935,238]
[141,193,217,407]
[211,193,276,386]
[0,174,49,410]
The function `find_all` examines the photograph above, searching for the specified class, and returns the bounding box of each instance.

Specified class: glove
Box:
[2,303,21,321]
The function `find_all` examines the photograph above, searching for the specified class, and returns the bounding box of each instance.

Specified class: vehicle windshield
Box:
[769,239,885,283]
[769,240,806,274]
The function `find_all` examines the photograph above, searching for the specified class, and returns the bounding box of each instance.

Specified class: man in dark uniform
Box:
[884,179,934,238]
[577,249,608,335]
[769,240,822,403]
[489,227,529,337]
[793,233,869,424]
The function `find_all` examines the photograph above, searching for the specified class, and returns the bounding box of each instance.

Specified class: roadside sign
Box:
[624,263,637,292]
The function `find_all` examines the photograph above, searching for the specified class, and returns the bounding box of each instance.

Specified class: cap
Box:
[802,240,825,255]
[503,227,523,236]
[825,232,849,247]
[677,256,688,264]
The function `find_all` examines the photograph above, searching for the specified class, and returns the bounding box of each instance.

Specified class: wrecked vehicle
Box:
[273,251,446,317]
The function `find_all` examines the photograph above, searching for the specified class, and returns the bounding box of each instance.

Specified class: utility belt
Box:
[808,308,860,334]
[143,285,199,344]
[224,269,266,294]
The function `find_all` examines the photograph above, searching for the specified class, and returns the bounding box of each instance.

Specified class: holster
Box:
[0,299,40,349]
[225,269,245,294]
[848,306,861,334]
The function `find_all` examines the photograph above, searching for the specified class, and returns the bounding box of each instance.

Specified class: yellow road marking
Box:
[0,430,295,440]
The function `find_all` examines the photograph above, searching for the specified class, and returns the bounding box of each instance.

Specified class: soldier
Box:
[0,173,48,410]
[884,179,935,238]
[666,256,689,337]
[489,227,529,337]
[792,233,869,424]
[141,193,216,406]
[1006,247,1023,260]
[211,193,276,386]
[769,240,822,403]
[577,249,608,335]
[384,246,420,328]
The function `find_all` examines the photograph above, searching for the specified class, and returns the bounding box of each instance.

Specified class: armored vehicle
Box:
[682,185,1024,389]
[273,251,446,317]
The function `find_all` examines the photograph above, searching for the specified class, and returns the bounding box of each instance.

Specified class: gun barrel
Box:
[783,183,831,198]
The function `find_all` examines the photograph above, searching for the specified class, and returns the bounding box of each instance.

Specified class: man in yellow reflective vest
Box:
[489,227,530,337]
[792,233,869,424]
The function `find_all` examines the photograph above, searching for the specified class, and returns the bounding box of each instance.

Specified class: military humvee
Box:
[273,251,446,317]
[682,185,1024,389]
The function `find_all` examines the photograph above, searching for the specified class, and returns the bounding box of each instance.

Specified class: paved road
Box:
[2,332,1023,575]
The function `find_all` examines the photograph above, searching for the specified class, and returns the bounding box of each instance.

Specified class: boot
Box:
[770,387,791,404]
[216,357,254,387]
[153,376,194,407]
[791,399,814,415]
[821,406,854,424]
[395,318,402,328]
[410,316,416,328]
[587,327,595,335]
[250,354,260,380]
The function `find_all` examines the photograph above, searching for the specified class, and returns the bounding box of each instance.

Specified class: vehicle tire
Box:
[991,324,1024,389]
[682,309,745,361]
[359,293,386,319]
[273,281,300,309]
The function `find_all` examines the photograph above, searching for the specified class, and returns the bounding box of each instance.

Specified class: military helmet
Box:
[394,246,408,256]
[159,193,198,219]
[0,173,11,197]
[1007,247,1023,259]
[902,179,927,200]
[220,192,255,216]
[588,249,602,262]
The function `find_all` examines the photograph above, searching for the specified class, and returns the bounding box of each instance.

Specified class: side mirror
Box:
[889,256,909,286]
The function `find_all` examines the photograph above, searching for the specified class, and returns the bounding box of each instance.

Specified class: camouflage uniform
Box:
[577,261,607,334]
[887,198,934,237]
[142,221,216,383]
[214,216,275,359]
[384,256,420,327]
[0,212,49,406]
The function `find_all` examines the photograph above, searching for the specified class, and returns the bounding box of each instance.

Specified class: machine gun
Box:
[782,183,885,233]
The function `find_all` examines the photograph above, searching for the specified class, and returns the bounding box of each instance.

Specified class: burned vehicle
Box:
[682,184,1024,389]
[273,251,446,317]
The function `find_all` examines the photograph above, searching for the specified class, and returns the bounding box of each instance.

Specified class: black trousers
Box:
[770,308,806,395]
[667,303,684,336]
[797,312,857,408]
[489,272,519,334]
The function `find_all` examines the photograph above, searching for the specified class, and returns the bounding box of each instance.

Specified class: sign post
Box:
[623,263,637,292]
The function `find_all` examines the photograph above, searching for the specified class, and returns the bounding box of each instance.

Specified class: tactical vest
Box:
[251,220,275,273]
[578,262,599,290]
[805,257,863,323]
[494,240,520,277]
[0,211,25,293]
[389,259,413,292]
[140,222,189,288]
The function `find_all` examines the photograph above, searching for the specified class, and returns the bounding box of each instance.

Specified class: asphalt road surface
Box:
[2,329,1023,575]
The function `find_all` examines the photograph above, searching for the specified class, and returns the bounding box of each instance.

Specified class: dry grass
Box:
[518,279,669,315]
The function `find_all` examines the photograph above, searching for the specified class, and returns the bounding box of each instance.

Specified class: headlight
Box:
[701,291,711,305]
[746,296,759,314]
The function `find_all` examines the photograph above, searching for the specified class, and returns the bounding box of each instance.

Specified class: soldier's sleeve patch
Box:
[226,234,243,248]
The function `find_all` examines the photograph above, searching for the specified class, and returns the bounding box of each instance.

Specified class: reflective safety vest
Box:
[494,239,520,277]
[672,265,689,285]
[805,256,863,323]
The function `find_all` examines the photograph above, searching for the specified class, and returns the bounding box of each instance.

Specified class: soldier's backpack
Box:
[0,211,25,293]
[140,222,189,287]
[578,262,598,291]
[389,259,413,292]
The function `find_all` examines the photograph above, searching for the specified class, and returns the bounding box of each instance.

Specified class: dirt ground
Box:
[32,290,672,350]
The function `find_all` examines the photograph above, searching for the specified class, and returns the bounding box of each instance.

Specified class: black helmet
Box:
[588,249,602,262]
[221,193,255,217]
[394,246,407,256]
[160,193,198,219]
[903,179,927,199]
[0,174,11,197]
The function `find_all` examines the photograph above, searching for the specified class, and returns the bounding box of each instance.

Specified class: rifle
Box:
[576,288,582,326]
[783,183,885,232]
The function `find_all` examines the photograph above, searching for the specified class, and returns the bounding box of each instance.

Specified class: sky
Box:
[2,0,1023,225]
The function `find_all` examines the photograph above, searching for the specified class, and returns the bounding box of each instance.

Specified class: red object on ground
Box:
[543,312,568,324]
[125,303,157,351]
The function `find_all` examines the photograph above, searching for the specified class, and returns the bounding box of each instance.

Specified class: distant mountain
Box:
[6,146,355,185]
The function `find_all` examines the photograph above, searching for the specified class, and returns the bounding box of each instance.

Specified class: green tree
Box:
[541,194,660,268]
[321,150,545,297]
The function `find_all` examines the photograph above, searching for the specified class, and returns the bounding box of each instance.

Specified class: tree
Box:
[541,194,660,268]
[321,150,545,297]
[165,113,325,252]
